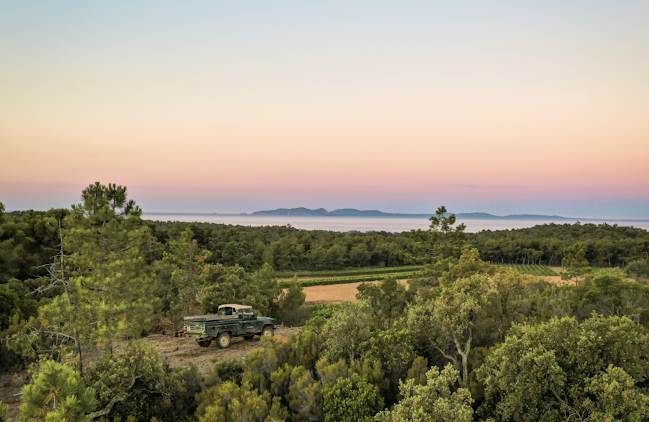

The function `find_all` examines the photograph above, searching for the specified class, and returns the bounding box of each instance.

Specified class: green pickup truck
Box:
[182,304,275,348]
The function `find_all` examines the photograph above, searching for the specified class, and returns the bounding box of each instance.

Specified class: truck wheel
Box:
[243,335,254,340]
[216,332,232,349]
[261,326,274,338]
[197,338,211,347]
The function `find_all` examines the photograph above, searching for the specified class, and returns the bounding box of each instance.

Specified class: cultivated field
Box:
[302,280,399,304]
[299,265,570,304]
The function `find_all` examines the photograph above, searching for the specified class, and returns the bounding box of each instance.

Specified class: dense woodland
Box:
[2,183,649,421]
[3,203,648,282]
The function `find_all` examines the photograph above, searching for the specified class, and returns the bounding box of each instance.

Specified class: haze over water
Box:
[143,214,649,234]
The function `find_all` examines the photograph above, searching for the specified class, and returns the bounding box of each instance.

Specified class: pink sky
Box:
[1,2,648,218]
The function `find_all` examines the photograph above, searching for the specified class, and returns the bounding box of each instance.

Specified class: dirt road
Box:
[143,327,301,374]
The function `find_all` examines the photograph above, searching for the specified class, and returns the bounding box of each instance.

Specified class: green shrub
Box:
[86,341,184,422]
[322,373,384,422]
[20,360,96,422]
[0,401,10,422]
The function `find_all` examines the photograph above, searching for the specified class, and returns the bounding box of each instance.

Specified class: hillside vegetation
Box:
[2,186,649,421]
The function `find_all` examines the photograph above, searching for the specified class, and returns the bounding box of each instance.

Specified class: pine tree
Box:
[23,183,155,365]
[20,360,97,422]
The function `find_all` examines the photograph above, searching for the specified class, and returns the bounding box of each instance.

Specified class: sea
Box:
[142,214,649,234]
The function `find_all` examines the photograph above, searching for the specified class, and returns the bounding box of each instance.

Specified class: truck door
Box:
[238,309,258,334]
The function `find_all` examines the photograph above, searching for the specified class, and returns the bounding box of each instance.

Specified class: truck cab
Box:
[183,304,275,348]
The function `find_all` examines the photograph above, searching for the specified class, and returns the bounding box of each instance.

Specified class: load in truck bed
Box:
[182,304,275,349]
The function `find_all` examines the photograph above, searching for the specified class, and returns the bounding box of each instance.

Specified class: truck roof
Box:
[182,304,254,322]
[218,304,253,310]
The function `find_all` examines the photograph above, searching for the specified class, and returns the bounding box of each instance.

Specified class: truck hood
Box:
[257,316,275,324]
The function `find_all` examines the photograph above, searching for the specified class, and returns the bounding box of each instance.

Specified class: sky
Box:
[1,1,648,218]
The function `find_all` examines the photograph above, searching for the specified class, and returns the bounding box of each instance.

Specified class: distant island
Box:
[240,207,571,220]
[142,208,649,222]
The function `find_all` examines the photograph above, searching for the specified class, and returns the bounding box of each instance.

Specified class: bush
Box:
[322,374,384,422]
[477,315,649,421]
[0,401,10,422]
[20,360,96,422]
[196,359,245,417]
[85,341,185,422]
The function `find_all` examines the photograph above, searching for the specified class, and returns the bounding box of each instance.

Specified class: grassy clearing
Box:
[275,265,423,279]
[279,272,415,288]
[501,264,559,276]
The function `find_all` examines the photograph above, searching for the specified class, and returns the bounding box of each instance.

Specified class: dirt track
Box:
[143,327,301,374]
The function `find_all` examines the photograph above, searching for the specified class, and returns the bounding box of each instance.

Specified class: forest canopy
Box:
[1,183,649,421]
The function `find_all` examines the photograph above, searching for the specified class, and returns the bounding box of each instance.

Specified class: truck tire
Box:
[197,338,211,347]
[243,335,254,340]
[261,326,274,338]
[216,332,232,349]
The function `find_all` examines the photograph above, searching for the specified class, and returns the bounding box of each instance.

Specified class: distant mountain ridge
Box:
[247,207,570,220]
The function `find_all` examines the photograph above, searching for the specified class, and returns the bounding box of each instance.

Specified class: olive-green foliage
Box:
[0,280,40,333]
[561,242,592,283]
[198,381,289,422]
[582,365,649,421]
[85,342,184,422]
[360,328,417,402]
[405,207,468,292]
[195,359,245,417]
[161,228,211,323]
[486,267,529,342]
[580,270,649,323]
[322,301,376,363]
[278,277,308,327]
[408,273,490,387]
[626,260,649,283]
[174,363,203,421]
[474,222,649,267]
[202,263,282,317]
[20,360,97,422]
[526,280,579,322]
[241,336,293,393]
[0,284,19,331]
[477,315,649,421]
[206,358,245,386]
[150,219,412,271]
[305,302,346,327]
[288,325,325,373]
[356,277,410,328]
[198,327,390,422]
[405,356,429,386]
[375,364,473,422]
[0,204,68,284]
[438,249,495,286]
[322,373,384,422]
[0,401,10,422]
[33,183,155,361]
